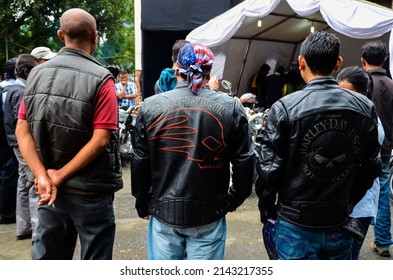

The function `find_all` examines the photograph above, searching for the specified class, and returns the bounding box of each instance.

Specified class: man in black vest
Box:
[16,8,122,260]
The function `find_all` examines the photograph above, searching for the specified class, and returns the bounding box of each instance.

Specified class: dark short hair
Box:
[361,40,386,67]
[260,63,271,72]
[337,66,372,96]
[277,66,285,75]
[118,68,129,75]
[15,54,39,80]
[1,57,17,79]
[300,31,340,76]
[172,39,189,64]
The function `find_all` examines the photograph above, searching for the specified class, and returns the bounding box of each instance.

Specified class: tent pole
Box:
[289,43,298,66]
[236,39,252,95]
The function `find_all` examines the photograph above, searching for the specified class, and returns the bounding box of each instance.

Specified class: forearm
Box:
[228,156,254,210]
[131,154,151,217]
[131,111,152,217]
[227,102,255,210]
[117,87,126,99]
[124,93,138,100]
[255,103,287,219]
[15,119,47,178]
[16,119,57,205]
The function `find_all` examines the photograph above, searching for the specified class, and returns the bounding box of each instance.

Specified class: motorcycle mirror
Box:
[221,80,232,91]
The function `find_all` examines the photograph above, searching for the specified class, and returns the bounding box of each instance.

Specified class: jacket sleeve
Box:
[226,99,255,211]
[131,104,152,218]
[351,107,382,206]
[255,102,288,222]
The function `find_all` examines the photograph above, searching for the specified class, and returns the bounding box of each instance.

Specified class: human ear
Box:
[298,55,305,71]
[333,56,343,72]
[57,30,65,42]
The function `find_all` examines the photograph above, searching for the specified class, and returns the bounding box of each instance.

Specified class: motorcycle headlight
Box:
[250,116,264,131]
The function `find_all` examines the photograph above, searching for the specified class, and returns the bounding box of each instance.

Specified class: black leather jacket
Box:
[256,77,381,228]
[131,81,255,227]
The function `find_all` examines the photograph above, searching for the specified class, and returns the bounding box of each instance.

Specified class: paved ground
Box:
[0,166,391,260]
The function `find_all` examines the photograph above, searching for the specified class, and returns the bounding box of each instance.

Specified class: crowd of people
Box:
[0,7,392,261]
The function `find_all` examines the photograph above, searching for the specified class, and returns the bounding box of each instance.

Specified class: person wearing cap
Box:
[131,42,255,260]
[30,46,57,64]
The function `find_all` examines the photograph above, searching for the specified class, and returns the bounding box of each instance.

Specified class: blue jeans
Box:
[373,160,393,250]
[351,217,372,260]
[32,191,116,260]
[148,216,226,260]
[274,216,353,260]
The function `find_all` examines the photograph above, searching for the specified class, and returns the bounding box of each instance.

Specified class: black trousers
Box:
[0,146,18,223]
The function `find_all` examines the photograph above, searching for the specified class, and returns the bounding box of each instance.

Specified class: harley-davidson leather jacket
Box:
[131,81,255,227]
[256,77,381,228]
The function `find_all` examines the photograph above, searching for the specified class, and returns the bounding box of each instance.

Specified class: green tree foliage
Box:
[0,0,134,69]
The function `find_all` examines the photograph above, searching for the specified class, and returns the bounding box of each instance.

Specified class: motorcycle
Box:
[239,93,269,145]
[221,80,235,97]
[118,104,139,166]
[221,80,268,144]
[221,80,269,184]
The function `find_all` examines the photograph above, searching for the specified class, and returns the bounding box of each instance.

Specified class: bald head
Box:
[58,8,98,54]
[60,8,96,40]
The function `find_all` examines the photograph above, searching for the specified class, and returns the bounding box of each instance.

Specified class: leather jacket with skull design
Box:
[256,77,381,228]
[131,81,255,227]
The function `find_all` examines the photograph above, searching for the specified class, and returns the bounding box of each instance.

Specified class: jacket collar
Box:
[367,68,387,76]
[175,80,189,89]
[306,76,338,87]
[58,47,102,66]
[14,78,26,87]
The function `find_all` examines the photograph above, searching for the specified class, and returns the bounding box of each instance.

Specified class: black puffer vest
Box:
[24,47,122,193]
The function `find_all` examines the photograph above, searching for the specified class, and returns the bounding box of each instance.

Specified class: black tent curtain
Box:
[141,0,232,99]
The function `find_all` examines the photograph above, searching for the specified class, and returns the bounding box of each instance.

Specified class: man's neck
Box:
[363,64,382,72]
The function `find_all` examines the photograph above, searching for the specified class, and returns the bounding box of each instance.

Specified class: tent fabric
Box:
[186,0,393,95]
[319,0,393,38]
[140,0,235,99]
[286,0,320,16]
[186,0,281,48]
[141,0,231,31]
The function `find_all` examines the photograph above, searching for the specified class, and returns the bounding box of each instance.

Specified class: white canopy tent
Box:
[186,0,393,95]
